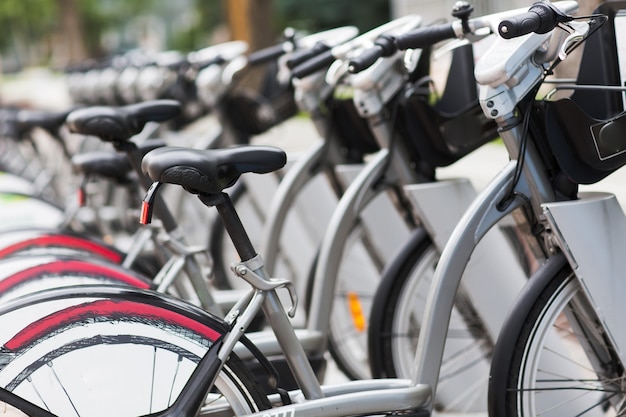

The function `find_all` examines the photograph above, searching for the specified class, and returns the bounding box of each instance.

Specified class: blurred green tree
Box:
[276,0,390,34]
[0,0,57,70]
[0,0,390,71]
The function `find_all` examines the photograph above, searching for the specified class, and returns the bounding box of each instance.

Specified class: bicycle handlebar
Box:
[347,34,397,73]
[292,15,420,77]
[247,43,291,66]
[347,22,459,74]
[193,56,227,71]
[290,49,335,79]
[498,1,572,39]
[286,42,331,69]
[395,23,458,51]
[348,1,577,75]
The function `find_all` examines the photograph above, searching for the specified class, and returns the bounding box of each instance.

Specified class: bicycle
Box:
[252,15,432,374]
[0,106,82,229]
[296,8,528,386]
[485,1,626,415]
[0,2,593,416]
[358,1,625,415]
[310,4,614,414]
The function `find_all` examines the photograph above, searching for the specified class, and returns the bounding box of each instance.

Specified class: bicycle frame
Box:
[260,69,346,278]
[196,238,432,417]
[235,17,425,358]
[413,1,580,401]
[215,130,533,417]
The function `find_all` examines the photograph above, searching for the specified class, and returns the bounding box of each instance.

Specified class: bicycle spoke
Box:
[48,361,80,417]
[26,376,51,413]
[168,355,183,406]
[150,346,156,414]
[437,375,484,412]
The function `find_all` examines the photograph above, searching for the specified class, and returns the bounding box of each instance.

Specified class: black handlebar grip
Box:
[194,56,226,70]
[498,2,558,39]
[348,34,397,73]
[286,42,331,69]
[348,46,384,73]
[290,49,335,79]
[247,43,288,66]
[395,23,456,51]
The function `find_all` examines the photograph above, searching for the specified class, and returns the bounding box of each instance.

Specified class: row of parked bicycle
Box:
[0,1,623,416]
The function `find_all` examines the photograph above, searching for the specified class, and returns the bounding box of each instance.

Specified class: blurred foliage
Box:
[81,0,160,53]
[0,0,57,50]
[0,0,389,69]
[276,0,390,34]
[171,1,226,52]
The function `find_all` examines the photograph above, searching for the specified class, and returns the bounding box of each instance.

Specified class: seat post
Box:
[200,192,258,262]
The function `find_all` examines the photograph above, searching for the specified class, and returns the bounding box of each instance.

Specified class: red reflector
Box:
[140,201,151,224]
[77,187,86,207]
[140,181,161,225]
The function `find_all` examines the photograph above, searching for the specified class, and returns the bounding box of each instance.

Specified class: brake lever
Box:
[557,19,590,60]
[533,19,589,65]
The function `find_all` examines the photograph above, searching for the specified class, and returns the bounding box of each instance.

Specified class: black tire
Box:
[489,253,623,416]
[368,228,432,378]
[368,228,492,413]
[0,288,270,416]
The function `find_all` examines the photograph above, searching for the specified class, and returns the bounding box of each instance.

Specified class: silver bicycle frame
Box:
[261,139,341,277]
[412,3,578,396]
[308,148,401,334]
[226,160,530,417]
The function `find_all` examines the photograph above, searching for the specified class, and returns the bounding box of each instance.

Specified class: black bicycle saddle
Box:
[142,145,287,195]
[72,151,132,181]
[72,140,166,182]
[17,108,74,136]
[66,100,181,142]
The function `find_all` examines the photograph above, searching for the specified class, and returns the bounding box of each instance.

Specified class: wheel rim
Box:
[391,246,492,412]
[517,273,624,416]
[391,247,437,375]
[329,223,380,380]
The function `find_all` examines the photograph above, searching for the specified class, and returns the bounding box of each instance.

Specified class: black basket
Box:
[543,1,626,184]
[326,93,381,163]
[401,43,498,168]
[224,87,298,136]
[224,60,299,137]
[544,99,626,184]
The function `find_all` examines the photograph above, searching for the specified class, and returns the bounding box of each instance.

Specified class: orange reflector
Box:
[347,292,366,332]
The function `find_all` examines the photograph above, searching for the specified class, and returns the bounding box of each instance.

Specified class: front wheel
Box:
[368,229,492,413]
[489,253,624,416]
